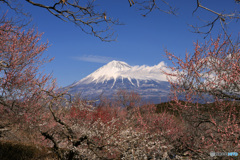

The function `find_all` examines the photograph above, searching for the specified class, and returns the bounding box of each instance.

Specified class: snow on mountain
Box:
[65,60,172,103]
[72,60,170,87]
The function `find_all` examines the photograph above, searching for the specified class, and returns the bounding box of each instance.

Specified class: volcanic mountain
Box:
[63,60,172,103]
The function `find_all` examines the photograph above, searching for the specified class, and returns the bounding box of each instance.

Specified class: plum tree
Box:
[163,36,240,158]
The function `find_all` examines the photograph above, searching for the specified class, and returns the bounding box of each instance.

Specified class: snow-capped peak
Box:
[73,60,172,87]
[104,60,131,70]
[85,60,132,83]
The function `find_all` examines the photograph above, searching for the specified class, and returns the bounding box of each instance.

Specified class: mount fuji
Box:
[63,60,172,103]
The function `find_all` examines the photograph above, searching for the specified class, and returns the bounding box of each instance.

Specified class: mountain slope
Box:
[64,60,171,103]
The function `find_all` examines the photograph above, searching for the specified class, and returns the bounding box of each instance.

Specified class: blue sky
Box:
[1,0,239,87]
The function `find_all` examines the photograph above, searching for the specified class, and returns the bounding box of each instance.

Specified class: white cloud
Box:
[73,55,118,64]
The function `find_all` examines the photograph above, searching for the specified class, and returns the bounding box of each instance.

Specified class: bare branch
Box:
[128,0,135,7]
[132,0,178,17]
[0,0,121,41]
[190,0,239,40]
